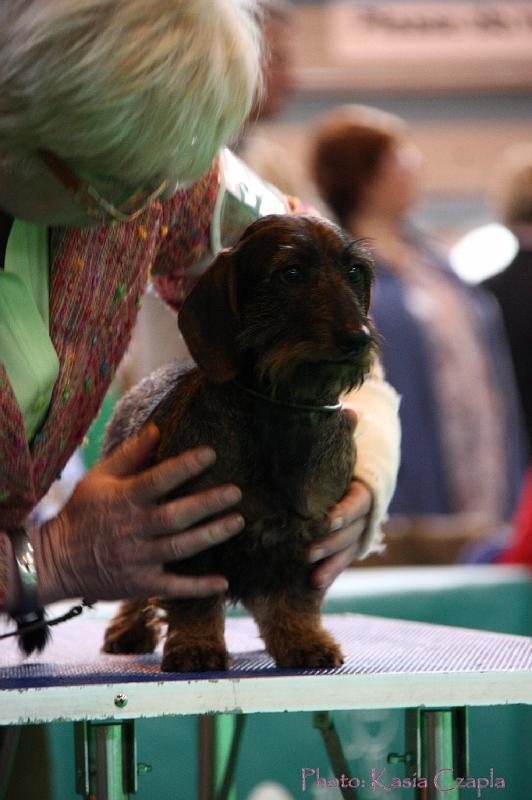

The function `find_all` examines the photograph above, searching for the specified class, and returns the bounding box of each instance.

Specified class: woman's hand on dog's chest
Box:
[306,478,372,591]
[36,423,245,605]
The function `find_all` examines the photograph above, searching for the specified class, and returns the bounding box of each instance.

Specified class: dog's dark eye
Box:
[279,265,304,285]
[347,264,364,285]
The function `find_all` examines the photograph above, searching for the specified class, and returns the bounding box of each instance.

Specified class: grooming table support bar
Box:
[391,707,468,800]
[74,720,138,800]
[313,711,359,800]
[416,708,469,800]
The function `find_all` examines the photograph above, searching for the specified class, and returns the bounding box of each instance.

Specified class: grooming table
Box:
[1,608,531,800]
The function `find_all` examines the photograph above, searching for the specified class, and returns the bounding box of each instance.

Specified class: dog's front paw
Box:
[275,638,344,670]
[160,644,231,673]
[103,623,159,655]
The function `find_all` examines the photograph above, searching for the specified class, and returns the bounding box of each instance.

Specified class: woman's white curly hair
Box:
[0,0,262,185]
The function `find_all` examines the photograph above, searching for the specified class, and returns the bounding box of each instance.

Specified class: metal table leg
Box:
[216,715,246,800]
[389,707,468,799]
[417,708,468,799]
[197,714,246,800]
[74,720,139,800]
[313,711,358,800]
[198,717,216,800]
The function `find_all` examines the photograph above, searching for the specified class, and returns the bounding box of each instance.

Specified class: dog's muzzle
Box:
[337,324,373,358]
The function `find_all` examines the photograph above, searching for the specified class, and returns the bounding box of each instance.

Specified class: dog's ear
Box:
[179,250,240,383]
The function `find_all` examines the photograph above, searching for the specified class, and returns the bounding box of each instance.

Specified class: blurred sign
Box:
[292,2,532,92]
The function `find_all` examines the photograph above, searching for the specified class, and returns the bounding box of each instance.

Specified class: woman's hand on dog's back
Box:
[32,423,244,606]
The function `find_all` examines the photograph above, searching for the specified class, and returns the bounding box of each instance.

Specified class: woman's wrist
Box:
[30,517,71,606]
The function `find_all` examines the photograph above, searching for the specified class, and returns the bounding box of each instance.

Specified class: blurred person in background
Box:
[483,143,532,462]
[496,469,532,569]
[476,144,532,570]
[309,105,526,564]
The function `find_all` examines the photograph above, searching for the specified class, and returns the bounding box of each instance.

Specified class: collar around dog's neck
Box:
[233,381,342,415]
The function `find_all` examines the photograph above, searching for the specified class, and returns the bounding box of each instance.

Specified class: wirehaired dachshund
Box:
[102,214,376,672]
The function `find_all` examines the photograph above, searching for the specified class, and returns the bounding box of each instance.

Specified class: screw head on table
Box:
[114,693,128,708]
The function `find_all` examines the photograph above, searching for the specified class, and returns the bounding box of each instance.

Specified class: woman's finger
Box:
[129,446,217,504]
[309,542,360,592]
[99,423,160,477]
[141,484,242,537]
[132,512,245,564]
[307,515,367,563]
[327,479,372,532]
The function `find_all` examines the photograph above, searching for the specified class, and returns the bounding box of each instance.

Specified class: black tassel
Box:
[16,610,51,655]
[0,602,88,650]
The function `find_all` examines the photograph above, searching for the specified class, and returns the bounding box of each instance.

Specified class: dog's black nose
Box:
[338,325,372,357]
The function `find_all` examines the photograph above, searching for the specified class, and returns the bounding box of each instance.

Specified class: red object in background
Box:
[498,468,532,567]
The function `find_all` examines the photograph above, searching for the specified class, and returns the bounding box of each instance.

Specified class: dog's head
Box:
[179,214,376,401]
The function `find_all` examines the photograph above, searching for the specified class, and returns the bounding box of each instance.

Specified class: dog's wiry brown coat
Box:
[102,215,376,671]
